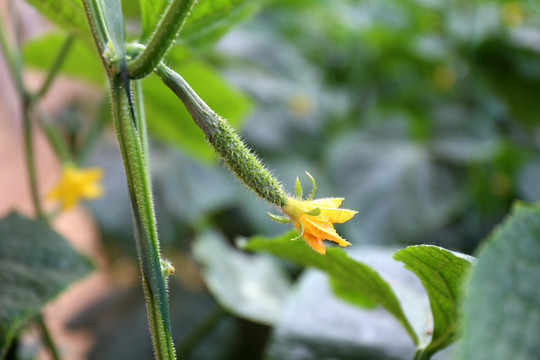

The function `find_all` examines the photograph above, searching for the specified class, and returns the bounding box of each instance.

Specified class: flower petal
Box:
[310,197,344,208]
[319,207,357,223]
[302,216,347,245]
[302,232,326,255]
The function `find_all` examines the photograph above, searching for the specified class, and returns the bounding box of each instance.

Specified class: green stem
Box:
[176,307,227,357]
[0,14,25,96]
[83,2,175,358]
[23,96,46,222]
[37,315,60,360]
[413,348,431,360]
[155,64,288,207]
[35,33,75,99]
[127,0,197,79]
[81,0,110,67]
[110,76,176,359]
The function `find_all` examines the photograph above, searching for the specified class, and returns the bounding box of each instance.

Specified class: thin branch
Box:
[36,33,76,99]
[127,0,197,79]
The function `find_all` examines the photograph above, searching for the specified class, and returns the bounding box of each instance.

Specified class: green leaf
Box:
[192,231,292,325]
[139,0,168,40]
[266,264,422,360]
[0,213,93,355]
[24,0,87,32]
[144,59,251,161]
[180,0,263,45]
[23,32,104,86]
[394,245,474,357]
[243,231,419,345]
[455,202,540,360]
[329,277,377,309]
[263,245,432,359]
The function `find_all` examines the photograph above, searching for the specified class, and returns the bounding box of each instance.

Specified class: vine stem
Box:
[35,33,75,99]
[110,75,176,360]
[128,0,197,79]
[82,1,177,358]
[37,315,60,360]
[155,63,288,207]
[1,6,63,358]
[413,348,431,360]
[0,8,46,221]
[22,104,46,221]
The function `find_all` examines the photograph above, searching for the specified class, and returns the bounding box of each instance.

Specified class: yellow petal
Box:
[310,198,344,208]
[82,183,104,198]
[82,167,104,181]
[303,216,341,242]
[319,207,357,223]
[302,232,326,255]
[304,216,352,246]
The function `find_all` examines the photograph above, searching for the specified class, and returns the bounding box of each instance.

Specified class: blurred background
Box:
[1,0,540,359]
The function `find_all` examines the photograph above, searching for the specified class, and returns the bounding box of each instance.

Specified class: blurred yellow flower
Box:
[433,65,455,92]
[501,2,524,27]
[283,197,357,255]
[47,165,104,210]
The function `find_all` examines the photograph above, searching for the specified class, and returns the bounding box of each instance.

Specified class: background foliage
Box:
[2,0,540,359]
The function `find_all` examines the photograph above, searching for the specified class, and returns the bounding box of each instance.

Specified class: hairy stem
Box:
[81,0,110,68]
[110,76,176,359]
[155,64,288,207]
[83,2,176,358]
[128,0,198,79]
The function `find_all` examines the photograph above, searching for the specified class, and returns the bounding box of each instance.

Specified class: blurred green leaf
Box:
[193,231,291,325]
[69,281,239,360]
[475,36,540,125]
[265,245,435,360]
[394,246,474,356]
[243,230,419,345]
[144,59,251,161]
[23,32,104,86]
[327,133,464,244]
[267,269,417,360]
[429,104,501,164]
[329,277,377,309]
[156,148,235,223]
[0,213,93,355]
[139,0,168,40]
[455,202,540,360]
[180,0,263,45]
[24,0,87,32]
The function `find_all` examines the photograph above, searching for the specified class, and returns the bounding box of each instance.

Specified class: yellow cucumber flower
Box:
[47,165,104,211]
[269,173,357,255]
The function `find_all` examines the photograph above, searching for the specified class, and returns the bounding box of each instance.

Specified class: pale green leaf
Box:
[329,276,377,309]
[192,231,292,325]
[180,0,263,44]
[242,230,419,345]
[24,0,87,32]
[0,213,93,355]
[139,0,168,40]
[394,245,474,357]
[455,202,540,360]
[23,32,104,86]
